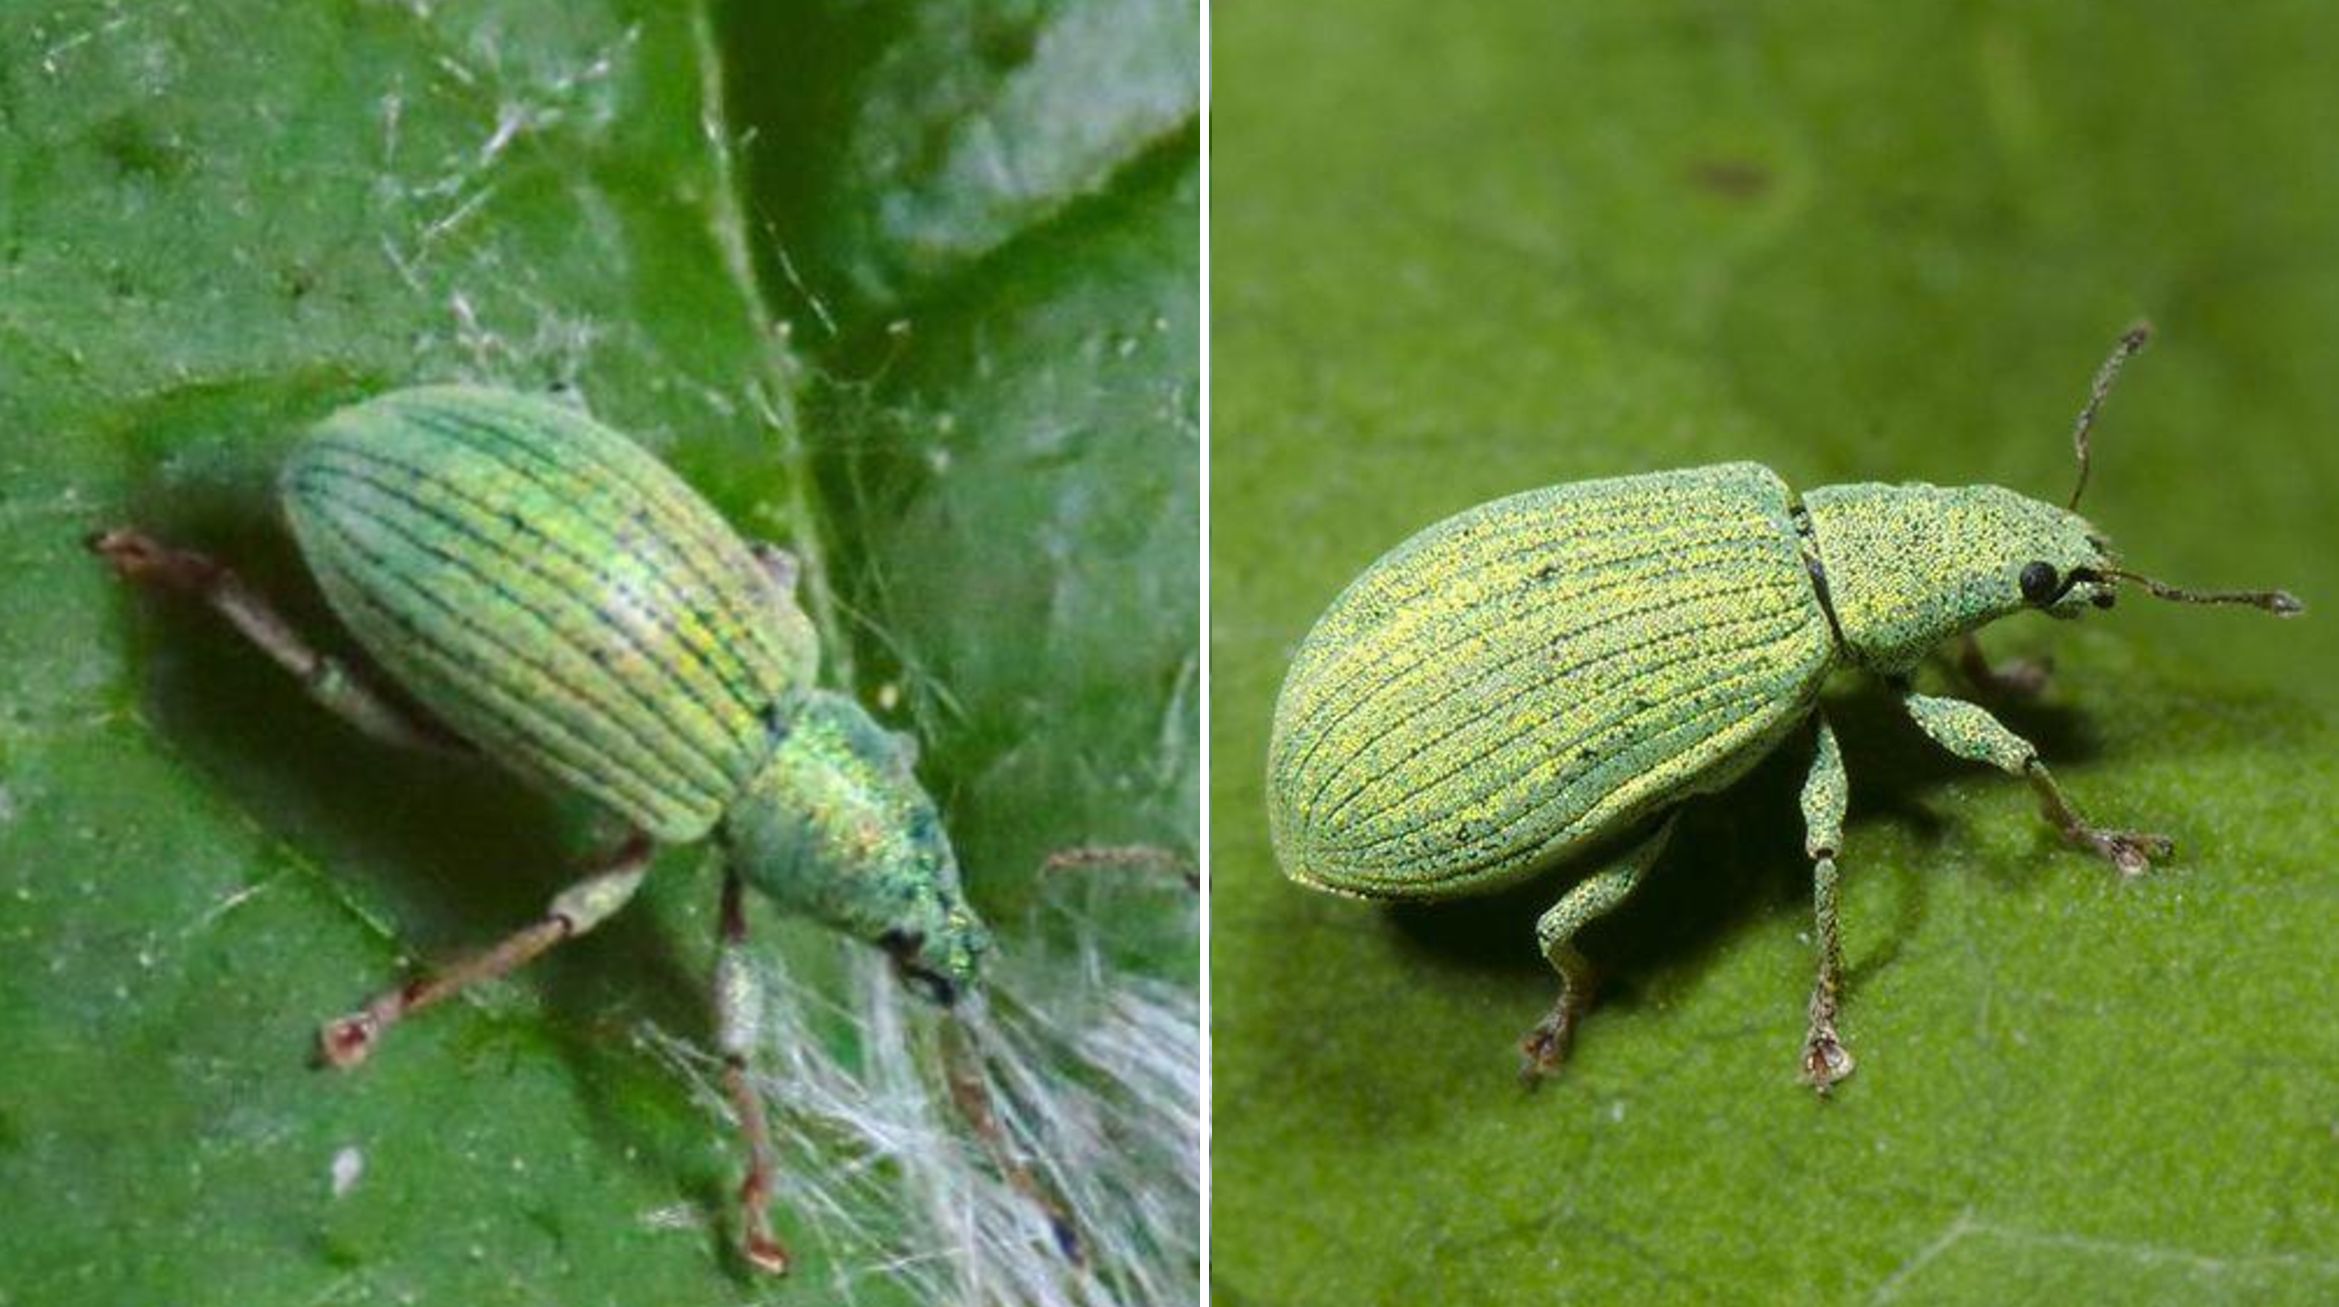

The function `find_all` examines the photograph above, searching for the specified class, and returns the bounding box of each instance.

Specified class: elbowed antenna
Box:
[2102,566,2305,616]
[2067,321,2154,510]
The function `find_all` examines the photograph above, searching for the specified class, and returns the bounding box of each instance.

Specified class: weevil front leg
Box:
[713,870,789,1275]
[1799,715,1854,1093]
[1039,843,1200,890]
[1520,816,1676,1083]
[1901,691,2172,876]
[939,1015,1085,1266]
[318,831,653,1067]
[1955,633,2052,700]
[87,528,460,754]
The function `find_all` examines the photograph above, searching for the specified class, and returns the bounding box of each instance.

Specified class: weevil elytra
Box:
[1267,326,2302,1091]
[89,386,1075,1273]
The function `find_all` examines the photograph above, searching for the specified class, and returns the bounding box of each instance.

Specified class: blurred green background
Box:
[0,1,1194,1303]
[1214,4,2339,1304]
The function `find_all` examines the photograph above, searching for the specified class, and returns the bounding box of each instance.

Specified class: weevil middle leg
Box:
[1901,691,2173,876]
[87,529,463,754]
[1799,715,1854,1092]
[318,831,653,1067]
[1520,816,1676,1082]
[747,541,799,595]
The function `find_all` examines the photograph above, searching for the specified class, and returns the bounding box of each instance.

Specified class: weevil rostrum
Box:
[89,386,1076,1274]
[1267,326,2302,1091]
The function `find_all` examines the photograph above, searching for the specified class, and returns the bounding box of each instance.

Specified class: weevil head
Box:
[721,690,990,1004]
[1804,479,2301,674]
[1803,482,2119,674]
[1806,326,2301,674]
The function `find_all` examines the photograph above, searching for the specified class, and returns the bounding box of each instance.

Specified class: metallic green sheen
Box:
[281,386,819,842]
[1269,463,1836,899]
[721,690,989,992]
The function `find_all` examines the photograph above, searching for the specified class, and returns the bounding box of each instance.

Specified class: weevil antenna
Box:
[2067,322,2153,510]
[2104,566,2303,615]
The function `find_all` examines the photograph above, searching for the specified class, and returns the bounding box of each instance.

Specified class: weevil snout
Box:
[882,909,990,1006]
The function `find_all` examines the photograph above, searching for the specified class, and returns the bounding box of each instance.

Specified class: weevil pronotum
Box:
[1267,325,2302,1091]
[90,386,1078,1273]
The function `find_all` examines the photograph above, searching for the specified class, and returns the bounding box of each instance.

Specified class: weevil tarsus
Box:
[85,528,461,755]
[1799,715,1854,1093]
[318,831,653,1068]
[1901,691,2173,877]
[1521,816,1677,1084]
[714,868,790,1276]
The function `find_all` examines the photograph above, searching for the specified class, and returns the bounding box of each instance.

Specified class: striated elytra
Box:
[90,386,1075,1274]
[1266,326,2303,1091]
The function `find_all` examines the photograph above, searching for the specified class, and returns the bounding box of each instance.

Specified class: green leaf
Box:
[0,2,1196,1303]
[1213,6,2339,1305]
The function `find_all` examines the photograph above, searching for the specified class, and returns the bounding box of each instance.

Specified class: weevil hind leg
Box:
[1900,691,2172,876]
[87,528,463,754]
[318,831,653,1068]
[713,869,789,1275]
[1520,816,1676,1084]
[1799,715,1855,1093]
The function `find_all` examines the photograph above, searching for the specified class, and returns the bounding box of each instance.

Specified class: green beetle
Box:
[1267,327,2300,1091]
[89,387,1047,1274]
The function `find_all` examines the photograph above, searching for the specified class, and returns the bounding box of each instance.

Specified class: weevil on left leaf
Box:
[1267,325,2302,1092]
[90,385,1078,1274]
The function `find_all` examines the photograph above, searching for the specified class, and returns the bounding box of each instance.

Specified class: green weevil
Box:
[1266,326,2301,1091]
[89,386,1069,1273]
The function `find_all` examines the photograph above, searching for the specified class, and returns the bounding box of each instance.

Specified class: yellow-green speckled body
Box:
[281,387,819,842]
[1269,462,1839,899]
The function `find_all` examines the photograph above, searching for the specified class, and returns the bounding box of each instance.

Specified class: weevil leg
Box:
[713,869,790,1275]
[1038,843,1200,891]
[1799,715,1855,1093]
[747,541,799,596]
[87,528,461,754]
[318,831,653,1068]
[939,1013,1085,1267]
[1900,691,2172,877]
[1955,633,2052,700]
[1520,816,1676,1083]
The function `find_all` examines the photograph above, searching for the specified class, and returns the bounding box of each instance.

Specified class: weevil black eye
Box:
[2018,561,2059,605]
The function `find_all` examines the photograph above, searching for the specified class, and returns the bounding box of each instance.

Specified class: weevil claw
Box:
[741,1231,790,1276]
[2085,828,2174,878]
[1801,1024,1855,1094]
[1517,1018,1573,1087]
[317,1013,379,1069]
[1051,1213,1086,1267]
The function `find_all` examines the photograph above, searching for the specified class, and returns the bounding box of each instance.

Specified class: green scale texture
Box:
[1269,462,1835,898]
[282,388,820,842]
[722,692,986,982]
